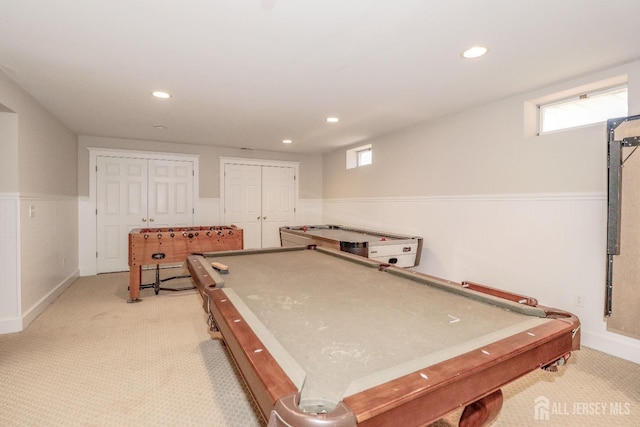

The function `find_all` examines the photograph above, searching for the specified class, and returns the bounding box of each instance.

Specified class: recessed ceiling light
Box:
[326,117,340,123]
[152,91,171,99]
[461,46,489,59]
[153,125,167,130]
[282,139,292,144]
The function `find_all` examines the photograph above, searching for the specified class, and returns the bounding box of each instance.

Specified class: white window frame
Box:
[346,144,372,169]
[539,84,628,134]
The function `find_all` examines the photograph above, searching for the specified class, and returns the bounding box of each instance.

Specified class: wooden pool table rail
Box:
[186,247,580,427]
[342,319,575,426]
[186,254,300,421]
[387,267,581,349]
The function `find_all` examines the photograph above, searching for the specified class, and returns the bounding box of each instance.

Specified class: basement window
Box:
[346,144,372,169]
[539,85,628,133]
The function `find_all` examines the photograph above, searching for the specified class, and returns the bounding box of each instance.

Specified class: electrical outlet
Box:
[575,294,585,307]
[29,205,35,218]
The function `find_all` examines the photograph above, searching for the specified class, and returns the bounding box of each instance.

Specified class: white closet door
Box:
[261,166,295,248]
[224,163,262,249]
[96,156,148,273]
[148,160,194,228]
[96,157,195,273]
[223,162,296,249]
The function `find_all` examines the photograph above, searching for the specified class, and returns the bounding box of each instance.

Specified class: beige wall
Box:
[321,60,640,364]
[0,71,78,196]
[0,69,79,332]
[0,109,18,192]
[78,135,323,199]
[324,62,640,199]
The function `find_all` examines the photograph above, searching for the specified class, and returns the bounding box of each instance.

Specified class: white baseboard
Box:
[582,330,640,364]
[21,270,79,330]
[0,270,78,334]
[0,317,23,334]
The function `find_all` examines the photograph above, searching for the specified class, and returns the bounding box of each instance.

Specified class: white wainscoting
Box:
[194,197,323,240]
[296,198,323,225]
[0,193,20,333]
[323,193,640,364]
[79,197,220,276]
[1,193,79,334]
[78,196,95,276]
[79,197,322,276]
[19,194,79,331]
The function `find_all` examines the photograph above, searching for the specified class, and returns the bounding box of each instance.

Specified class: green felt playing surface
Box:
[204,248,550,411]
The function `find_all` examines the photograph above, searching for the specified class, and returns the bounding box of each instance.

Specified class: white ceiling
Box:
[1,0,640,153]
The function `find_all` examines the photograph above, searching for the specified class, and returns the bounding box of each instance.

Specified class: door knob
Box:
[149,218,155,222]
[142,218,147,222]
[263,216,267,220]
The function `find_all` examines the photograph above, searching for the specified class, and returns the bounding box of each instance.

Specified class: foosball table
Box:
[127,225,243,302]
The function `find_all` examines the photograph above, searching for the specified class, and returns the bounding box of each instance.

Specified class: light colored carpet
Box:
[0,268,638,426]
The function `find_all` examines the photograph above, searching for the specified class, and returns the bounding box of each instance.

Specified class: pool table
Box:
[186,246,580,427]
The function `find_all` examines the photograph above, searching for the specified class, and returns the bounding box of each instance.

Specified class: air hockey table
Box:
[280,225,423,267]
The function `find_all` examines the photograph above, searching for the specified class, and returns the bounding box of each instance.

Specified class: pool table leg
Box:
[459,389,503,427]
[128,266,142,303]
